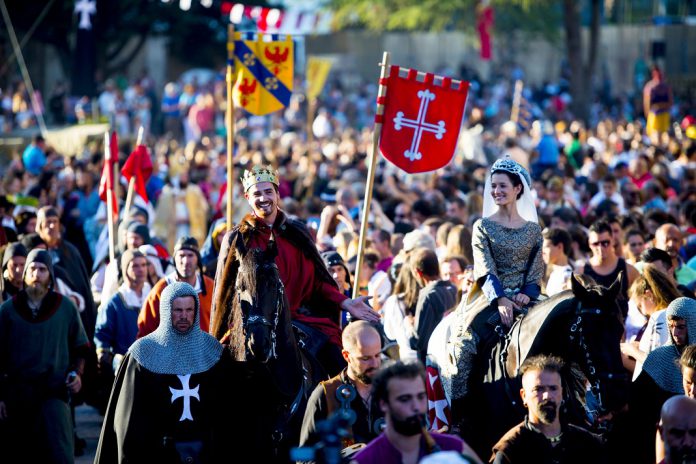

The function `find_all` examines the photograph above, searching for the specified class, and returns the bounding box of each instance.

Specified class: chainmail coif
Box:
[642,297,696,393]
[129,281,223,375]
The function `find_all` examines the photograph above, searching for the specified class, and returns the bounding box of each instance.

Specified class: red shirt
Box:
[248,220,347,346]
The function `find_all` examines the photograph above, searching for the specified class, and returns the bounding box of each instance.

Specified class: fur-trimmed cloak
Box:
[209,211,346,358]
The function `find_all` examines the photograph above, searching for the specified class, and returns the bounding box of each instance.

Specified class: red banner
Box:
[379,66,469,174]
[122,145,153,203]
[99,132,119,216]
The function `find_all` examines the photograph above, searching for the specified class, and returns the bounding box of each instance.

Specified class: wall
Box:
[306,24,696,96]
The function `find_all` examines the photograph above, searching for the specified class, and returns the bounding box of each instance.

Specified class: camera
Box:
[290,410,354,464]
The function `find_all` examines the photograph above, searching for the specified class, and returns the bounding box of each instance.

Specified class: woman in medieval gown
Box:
[445,157,543,435]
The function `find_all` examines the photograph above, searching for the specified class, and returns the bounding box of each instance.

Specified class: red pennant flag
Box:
[99,132,119,216]
[378,66,469,174]
[122,145,153,203]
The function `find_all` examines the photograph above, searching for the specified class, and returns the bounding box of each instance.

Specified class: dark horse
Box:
[226,238,318,462]
[432,273,629,459]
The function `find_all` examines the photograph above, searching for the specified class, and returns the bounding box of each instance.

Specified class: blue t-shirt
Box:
[536,135,559,165]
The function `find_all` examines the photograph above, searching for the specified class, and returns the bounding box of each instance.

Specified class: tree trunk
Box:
[563,0,588,122]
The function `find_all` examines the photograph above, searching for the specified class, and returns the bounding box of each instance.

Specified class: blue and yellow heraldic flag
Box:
[233,32,294,116]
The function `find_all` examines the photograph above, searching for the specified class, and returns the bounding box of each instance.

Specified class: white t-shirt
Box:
[545,264,573,296]
[633,309,669,380]
[368,270,392,307]
[382,294,418,362]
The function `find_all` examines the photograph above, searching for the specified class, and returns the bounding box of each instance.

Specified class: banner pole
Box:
[226,24,236,227]
[352,51,390,300]
[104,132,116,264]
[510,80,523,124]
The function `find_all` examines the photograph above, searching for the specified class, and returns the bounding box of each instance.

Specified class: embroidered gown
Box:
[444,217,543,417]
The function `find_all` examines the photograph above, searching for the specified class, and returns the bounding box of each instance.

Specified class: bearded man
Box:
[351,361,480,464]
[96,282,244,463]
[658,396,696,464]
[0,249,89,462]
[210,165,378,376]
[300,321,384,450]
[36,206,96,338]
[138,236,214,337]
[491,355,605,464]
[1,242,27,301]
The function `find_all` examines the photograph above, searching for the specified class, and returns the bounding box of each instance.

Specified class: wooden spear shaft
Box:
[352,51,390,300]
[104,132,116,264]
[226,24,236,227]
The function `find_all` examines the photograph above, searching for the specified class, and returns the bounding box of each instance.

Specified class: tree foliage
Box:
[330,0,561,42]
[1,0,270,84]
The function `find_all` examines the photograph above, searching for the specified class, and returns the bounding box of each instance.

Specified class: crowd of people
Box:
[0,60,694,463]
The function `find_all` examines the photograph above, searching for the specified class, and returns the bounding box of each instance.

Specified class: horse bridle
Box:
[569,301,626,419]
[238,260,284,360]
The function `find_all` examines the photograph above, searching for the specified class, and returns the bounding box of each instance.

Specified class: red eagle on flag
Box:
[378,66,469,174]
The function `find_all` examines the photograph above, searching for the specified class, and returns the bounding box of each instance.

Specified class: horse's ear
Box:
[570,273,588,299]
[607,271,623,300]
[266,238,278,261]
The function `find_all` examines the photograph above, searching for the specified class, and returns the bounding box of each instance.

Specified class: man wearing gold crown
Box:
[210,165,379,375]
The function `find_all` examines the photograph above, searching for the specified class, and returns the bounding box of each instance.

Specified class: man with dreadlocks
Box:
[95,282,244,463]
[625,297,696,464]
[210,165,379,376]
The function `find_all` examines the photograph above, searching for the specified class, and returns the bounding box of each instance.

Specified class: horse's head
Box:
[236,240,284,364]
[568,272,629,417]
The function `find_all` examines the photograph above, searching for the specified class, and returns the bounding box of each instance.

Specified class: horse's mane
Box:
[227,245,263,360]
[237,248,260,297]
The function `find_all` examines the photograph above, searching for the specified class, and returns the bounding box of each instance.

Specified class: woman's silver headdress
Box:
[490,157,532,188]
[483,156,538,223]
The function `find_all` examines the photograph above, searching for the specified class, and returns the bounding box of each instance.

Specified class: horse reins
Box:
[569,300,626,422]
[239,260,284,361]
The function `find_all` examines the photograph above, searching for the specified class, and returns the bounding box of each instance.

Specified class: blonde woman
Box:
[621,264,682,377]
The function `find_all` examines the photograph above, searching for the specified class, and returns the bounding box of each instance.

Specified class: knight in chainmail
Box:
[95,281,247,463]
[624,297,696,464]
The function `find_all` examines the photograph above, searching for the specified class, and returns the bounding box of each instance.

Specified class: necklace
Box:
[547,432,563,444]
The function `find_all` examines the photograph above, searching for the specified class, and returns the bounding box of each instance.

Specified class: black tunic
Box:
[492,418,605,464]
[95,352,247,463]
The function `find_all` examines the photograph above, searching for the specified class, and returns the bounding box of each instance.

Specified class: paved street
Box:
[75,405,101,463]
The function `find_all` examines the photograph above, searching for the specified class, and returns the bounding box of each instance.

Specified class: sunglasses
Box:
[590,240,612,248]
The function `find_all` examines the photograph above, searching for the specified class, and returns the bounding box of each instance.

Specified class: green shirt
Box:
[0,292,88,397]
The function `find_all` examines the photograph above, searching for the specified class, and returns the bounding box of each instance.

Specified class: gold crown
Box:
[241,165,280,192]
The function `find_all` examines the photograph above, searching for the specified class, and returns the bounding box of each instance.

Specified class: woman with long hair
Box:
[382,255,423,362]
[622,264,682,377]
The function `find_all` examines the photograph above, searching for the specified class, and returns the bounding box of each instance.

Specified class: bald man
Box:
[299,321,384,450]
[654,224,696,286]
[658,396,696,464]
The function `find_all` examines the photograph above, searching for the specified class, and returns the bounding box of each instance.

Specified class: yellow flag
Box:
[306,57,332,100]
[233,33,294,116]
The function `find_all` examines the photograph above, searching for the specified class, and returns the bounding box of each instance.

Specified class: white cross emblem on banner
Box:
[393,89,446,162]
[74,0,96,30]
[169,374,200,422]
